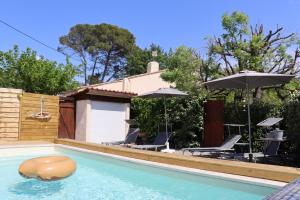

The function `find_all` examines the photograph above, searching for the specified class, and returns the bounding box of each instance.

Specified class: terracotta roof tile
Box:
[62,87,137,99]
[88,87,137,95]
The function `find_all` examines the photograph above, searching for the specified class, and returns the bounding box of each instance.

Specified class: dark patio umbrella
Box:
[138,88,188,152]
[204,70,295,160]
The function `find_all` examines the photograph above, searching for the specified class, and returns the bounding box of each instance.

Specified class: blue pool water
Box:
[0,147,278,200]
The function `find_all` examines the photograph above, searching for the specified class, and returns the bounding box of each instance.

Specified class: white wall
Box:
[75,100,90,141]
[95,71,175,95]
[128,72,173,94]
[88,101,127,143]
[124,103,130,134]
[75,99,130,144]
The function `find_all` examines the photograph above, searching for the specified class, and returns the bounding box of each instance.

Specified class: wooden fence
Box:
[19,92,59,141]
[0,88,22,141]
[0,88,59,141]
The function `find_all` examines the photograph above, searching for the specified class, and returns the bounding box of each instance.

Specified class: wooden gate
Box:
[58,97,75,139]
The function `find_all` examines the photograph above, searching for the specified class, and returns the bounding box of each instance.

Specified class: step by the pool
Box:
[18,156,76,181]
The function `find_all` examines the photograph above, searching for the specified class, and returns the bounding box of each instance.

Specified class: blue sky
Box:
[1,0,299,64]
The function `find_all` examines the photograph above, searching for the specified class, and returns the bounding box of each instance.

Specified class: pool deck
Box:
[1,139,300,183]
[51,139,300,183]
[0,140,53,145]
[265,177,300,199]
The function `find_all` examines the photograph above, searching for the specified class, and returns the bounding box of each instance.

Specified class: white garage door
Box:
[88,101,126,143]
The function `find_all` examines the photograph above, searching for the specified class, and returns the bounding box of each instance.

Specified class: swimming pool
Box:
[0,145,282,200]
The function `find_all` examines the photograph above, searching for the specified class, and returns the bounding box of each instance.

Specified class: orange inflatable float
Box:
[19,156,76,181]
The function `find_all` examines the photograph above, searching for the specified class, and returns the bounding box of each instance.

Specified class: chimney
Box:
[147,61,159,73]
[122,78,131,92]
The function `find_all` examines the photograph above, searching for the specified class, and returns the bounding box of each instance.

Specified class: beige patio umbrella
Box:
[138,88,188,152]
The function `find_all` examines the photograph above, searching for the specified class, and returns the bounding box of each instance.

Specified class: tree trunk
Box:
[89,57,98,85]
[254,87,262,99]
[101,50,112,82]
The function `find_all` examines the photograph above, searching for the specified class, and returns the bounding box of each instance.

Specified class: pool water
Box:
[0,146,278,200]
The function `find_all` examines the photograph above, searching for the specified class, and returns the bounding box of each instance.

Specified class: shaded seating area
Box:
[136,88,188,153]
[122,72,294,166]
[203,71,294,162]
[182,135,241,156]
[129,132,168,151]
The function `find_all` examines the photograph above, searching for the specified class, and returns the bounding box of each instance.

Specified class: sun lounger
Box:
[182,135,242,155]
[245,132,285,162]
[103,128,140,145]
[129,132,168,151]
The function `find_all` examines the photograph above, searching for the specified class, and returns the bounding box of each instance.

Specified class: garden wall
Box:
[0,88,22,141]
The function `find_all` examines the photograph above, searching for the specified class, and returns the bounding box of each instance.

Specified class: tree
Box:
[59,23,136,85]
[0,45,78,95]
[161,45,221,92]
[161,46,201,92]
[208,11,300,99]
[126,44,170,76]
[209,11,300,75]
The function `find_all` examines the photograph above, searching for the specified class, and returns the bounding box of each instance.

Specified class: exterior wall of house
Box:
[75,100,90,141]
[96,81,124,92]
[125,103,130,134]
[127,71,173,94]
[94,71,174,95]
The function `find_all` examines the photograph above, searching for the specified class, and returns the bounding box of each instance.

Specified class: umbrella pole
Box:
[164,97,169,150]
[246,86,253,162]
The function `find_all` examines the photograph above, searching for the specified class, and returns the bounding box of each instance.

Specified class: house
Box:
[88,61,174,95]
[59,61,173,143]
[61,88,136,143]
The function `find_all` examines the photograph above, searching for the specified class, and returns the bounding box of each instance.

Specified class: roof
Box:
[63,87,137,99]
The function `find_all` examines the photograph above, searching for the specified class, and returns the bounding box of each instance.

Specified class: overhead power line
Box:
[0,18,82,62]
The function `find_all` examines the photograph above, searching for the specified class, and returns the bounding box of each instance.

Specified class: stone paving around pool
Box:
[265,177,300,200]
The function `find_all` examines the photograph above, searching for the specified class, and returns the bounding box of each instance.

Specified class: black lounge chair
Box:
[129,132,168,151]
[248,131,285,162]
[182,135,242,156]
[103,128,140,145]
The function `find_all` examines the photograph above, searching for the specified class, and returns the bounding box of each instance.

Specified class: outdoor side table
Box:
[258,138,287,142]
[235,142,249,153]
[224,123,246,136]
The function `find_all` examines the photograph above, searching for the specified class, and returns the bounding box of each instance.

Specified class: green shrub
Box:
[282,100,300,165]
[131,94,205,148]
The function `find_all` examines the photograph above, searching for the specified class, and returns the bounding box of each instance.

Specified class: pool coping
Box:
[54,139,300,183]
[1,139,300,183]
